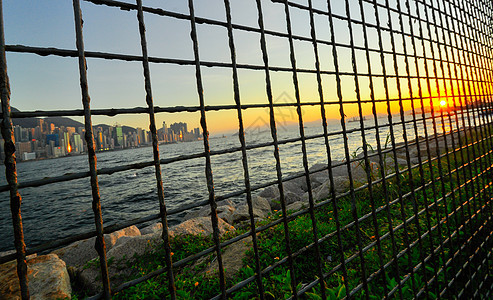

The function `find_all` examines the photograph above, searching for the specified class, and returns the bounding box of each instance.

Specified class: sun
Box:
[439,100,447,107]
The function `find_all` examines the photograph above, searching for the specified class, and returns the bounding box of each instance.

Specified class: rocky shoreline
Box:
[0,129,468,298]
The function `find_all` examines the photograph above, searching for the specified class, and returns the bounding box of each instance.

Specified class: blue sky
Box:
[3,0,445,133]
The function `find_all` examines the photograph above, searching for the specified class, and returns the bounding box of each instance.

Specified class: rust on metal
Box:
[72,0,111,298]
[0,0,29,299]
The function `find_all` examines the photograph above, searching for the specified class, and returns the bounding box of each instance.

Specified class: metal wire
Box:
[135,0,176,297]
[0,1,28,299]
[72,0,111,298]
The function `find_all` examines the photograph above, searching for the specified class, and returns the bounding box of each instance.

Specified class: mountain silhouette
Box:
[93,124,138,135]
[7,107,136,133]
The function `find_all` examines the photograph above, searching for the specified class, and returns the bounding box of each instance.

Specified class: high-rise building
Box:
[73,133,83,153]
[96,130,103,150]
[63,132,70,152]
[115,126,123,147]
[137,128,144,145]
[34,126,42,141]
[46,134,59,147]
[16,141,32,159]
[162,121,168,142]
[66,127,76,135]
[38,119,44,134]
[14,125,21,143]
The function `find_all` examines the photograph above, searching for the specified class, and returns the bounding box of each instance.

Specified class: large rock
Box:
[286,201,306,213]
[401,147,422,165]
[77,233,161,295]
[201,237,252,279]
[355,149,382,165]
[268,191,302,211]
[309,163,328,174]
[107,234,161,260]
[350,161,379,183]
[232,196,271,223]
[310,171,329,188]
[312,176,350,202]
[356,150,410,174]
[309,161,380,185]
[52,225,141,268]
[331,163,350,178]
[184,200,236,224]
[140,222,163,235]
[259,178,306,202]
[169,217,234,237]
[382,156,408,174]
[0,254,71,299]
[417,140,440,158]
[283,178,308,195]
[259,185,280,200]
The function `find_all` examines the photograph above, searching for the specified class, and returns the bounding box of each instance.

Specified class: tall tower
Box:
[37,119,44,134]
[116,126,123,147]
[163,121,168,142]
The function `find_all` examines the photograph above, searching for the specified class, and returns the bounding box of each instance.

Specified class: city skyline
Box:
[0,118,201,162]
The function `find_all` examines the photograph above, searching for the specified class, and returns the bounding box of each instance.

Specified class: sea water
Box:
[0,112,477,251]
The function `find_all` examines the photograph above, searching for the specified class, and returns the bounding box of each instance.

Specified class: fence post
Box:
[72,0,111,298]
[0,0,29,299]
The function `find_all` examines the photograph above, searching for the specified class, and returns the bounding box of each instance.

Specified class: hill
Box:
[6,107,136,132]
[93,124,137,135]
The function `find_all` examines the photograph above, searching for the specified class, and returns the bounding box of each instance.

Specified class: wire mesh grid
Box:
[1,0,493,299]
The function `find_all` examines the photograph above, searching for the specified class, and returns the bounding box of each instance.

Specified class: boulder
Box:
[355,149,382,164]
[331,163,350,178]
[382,156,408,174]
[309,163,353,188]
[202,237,252,279]
[283,178,308,195]
[417,141,439,158]
[184,200,236,224]
[409,156,421,165]
[268,191,302,210]
[259,177,306,203]
[308,163,328,174]
[104,226,141,247]
[310,171,329,188]
[350,161,379,183]
[0,254,71,299]
[286,201,306,213]
[232,196,271,223]
[309,161,380,185]
[169,217,234,237]
[140,222,163,235]
[402,146,423,165]
[77,233,161,295]
[312,176,350,202]
[52,225,141,268]
[108,234,161,260]
[259,185,280,200]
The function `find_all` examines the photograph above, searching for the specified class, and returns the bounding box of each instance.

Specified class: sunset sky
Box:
[4,0,468,134]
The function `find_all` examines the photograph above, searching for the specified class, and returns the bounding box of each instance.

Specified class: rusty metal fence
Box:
[1,0,493,299]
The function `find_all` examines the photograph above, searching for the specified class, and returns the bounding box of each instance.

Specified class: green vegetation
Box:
[74,127,493,299]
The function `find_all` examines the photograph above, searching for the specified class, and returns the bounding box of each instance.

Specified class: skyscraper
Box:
[115,126,123,147]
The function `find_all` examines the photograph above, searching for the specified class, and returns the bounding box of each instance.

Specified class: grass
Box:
[73,126,493,299]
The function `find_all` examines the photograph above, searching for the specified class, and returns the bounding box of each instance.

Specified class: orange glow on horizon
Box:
[67,143,72,153]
